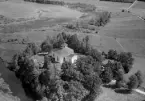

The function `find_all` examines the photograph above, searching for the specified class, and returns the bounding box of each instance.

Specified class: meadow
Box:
[0,0,145,101]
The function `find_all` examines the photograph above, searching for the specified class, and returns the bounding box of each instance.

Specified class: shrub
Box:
[66,3,96,12]
[63,80,89,101]
[24,43,40,56]
[100,66,113,83]
[135,70,143,87]
[113,62,124,81]
[87,11,111,27]
[117,52,134,73]
[107,49,118,60]
[67,34,102,62]
[52,33,65,49]
[41,37,53,52]
[100,0,135,3]
[62,56,102,98]
[24,0,65,5]
[127,75,139,90]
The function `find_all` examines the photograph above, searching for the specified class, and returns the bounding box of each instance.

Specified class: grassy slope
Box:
[0,74,20,101]
[97,11,145,87]
[61,0,131,12]
[0,1,82,19]
[0,92,20,101]
[98,11,145,56]
[96,87,145,101]
[129,1,145,18]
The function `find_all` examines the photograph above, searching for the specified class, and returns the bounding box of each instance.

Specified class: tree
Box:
[67,34,81,53]
[63,81,89,101]
[89,47,102,62]
[41,39,53,52]
[112,62,124,80]
[61,62,84,82]
[117,52,134,73]
[60,32,71,42]
[24,43,40,56]
[100,66,113,83]
[43,55,52,69]
[76,56,102,95]
[76,56,101,76]
[39,70,50,86]
[127,75,138,90]
[135,70,143,87]
[107,49,118,60]
[115,69,126,88]
[53,33,65,48]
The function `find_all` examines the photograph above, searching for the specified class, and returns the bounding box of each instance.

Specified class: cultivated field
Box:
[0,0,145,100]
[129,1,145,18]
[0,1,82,19]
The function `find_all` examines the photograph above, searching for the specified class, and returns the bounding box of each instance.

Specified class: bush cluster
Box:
[88,12,111,27]
[101,50,143,91]
[24,0,96,12]
[100,0,135,3]
[0,71,20,101]
[24,0,65,5]
[65,11,111,33]
[105,49,134,73]
[41,32,102,62]
[127,70,143,90]
[66,3,96,12]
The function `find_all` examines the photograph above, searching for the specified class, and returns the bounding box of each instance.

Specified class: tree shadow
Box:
[103,84,117,89]
[115,88,131,94]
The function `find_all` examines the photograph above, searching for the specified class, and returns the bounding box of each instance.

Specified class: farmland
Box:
[0,0,145,101]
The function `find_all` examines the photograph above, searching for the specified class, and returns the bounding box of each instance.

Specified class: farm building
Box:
[50,43,75,64]
[30,43,81,68]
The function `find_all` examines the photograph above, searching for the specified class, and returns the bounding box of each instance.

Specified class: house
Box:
[50,43,75,64]
[65,54,78,64]
[30,43,80,68]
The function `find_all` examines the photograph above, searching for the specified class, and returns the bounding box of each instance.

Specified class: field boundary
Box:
[126,0,145,21]
[133,89,145,95]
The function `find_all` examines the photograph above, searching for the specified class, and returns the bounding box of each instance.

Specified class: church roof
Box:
[52,46,74,58]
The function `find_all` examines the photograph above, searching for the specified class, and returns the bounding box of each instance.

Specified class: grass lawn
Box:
[96,87,145,101]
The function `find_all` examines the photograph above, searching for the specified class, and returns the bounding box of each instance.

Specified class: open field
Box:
[128,1,145,19]
[98,12,145,39]
[0,17,74,33]
[0,0,82,33]
[0,0,145,100]
[98,11,145,56]
[96,8,145,88]
[61,0,131,12]
[0,1,82,19]
[129,56,145,87]
[131,1,145,9]
[0,43,26,62]
[96,87,145,101]
[118,38,145,57]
